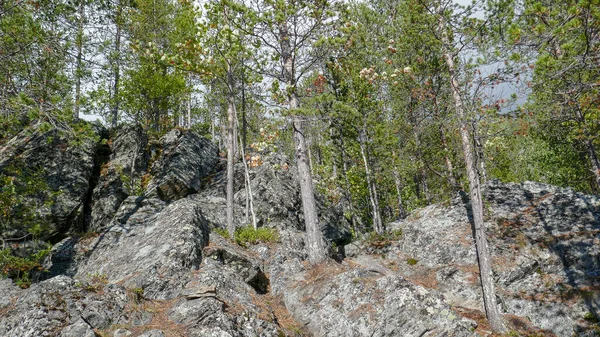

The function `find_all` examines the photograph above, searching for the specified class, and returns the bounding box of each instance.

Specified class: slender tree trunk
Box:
[237,114,257,229]
[111,2,122,128]
[226,66,237,238]
[440,126,458,190]
[393,167,406,219]
[73,1,85,121]
[359,128,383,235]
[279,21,326,264]
[575,107,600,190]
[440,12,506,333]
[241,61,248,151]
[187,74,192,128]
[473,121,488,183]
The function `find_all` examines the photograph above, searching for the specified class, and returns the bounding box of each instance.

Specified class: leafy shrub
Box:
[0,245,50,288]
[213,227,230,239]
[234,225,279,247]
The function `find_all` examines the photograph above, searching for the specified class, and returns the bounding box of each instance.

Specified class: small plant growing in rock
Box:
[406,258,418,266]
[584,312,599,323]
[234,225,279,247]
[364,229,403,249]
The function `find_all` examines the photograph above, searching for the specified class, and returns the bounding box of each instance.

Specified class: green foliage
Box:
[406,258,419,266]
[234,225,279,248]
[0,245,50,288]
[0,161,53,240]
[213,227,231,239]
[364,229,403,249]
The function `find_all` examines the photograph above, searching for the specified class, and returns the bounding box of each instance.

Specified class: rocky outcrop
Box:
[373,180,600,336]
[88,125,148,232]
[89,124,148,232]
[0,121,104,238]
[44,197,208,300]
[145,129,218,202]
[268,258,476,337]
[201,153,352,246]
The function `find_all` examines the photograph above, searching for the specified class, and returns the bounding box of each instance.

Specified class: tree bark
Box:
[73,1,85,121]
[439,10,506,333]
[393,167,406,219]
[111,1,122,128]
[585,139,600,191]
[226,65,237,238]
[279,21,327,264]
[359,127,383,235]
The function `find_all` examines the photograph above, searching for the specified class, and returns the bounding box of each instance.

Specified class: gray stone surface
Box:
[0,121,102,237]
[0,275,129,337]
[89,124,148,232]
[74,197,210,299]
[271,259,476,337]
[146,129,218,201]
[383,180,600,336]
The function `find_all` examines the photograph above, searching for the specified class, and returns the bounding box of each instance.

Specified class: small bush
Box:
[0,245,50,288]
[234,225,279,247]
[212,227,231,239]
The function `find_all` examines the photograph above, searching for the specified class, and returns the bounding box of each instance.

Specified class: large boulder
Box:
[0,121,104,238]
[384,180,600,336]
[145,129,218,202]
[44,196,209,300]
[89,124,148,232]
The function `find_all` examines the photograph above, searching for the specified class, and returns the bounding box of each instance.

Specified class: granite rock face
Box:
[145,129,218,202]
[0,121,103,237]
[89,124,148,232]
[379,180,600,337]
[269,259,476,337]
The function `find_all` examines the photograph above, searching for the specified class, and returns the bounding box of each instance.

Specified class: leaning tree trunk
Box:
[439,12,506,334]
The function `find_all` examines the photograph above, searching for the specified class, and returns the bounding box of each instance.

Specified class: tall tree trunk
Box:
[187,74,192,128]
[279,22,326,264]
[73,1,85,121]
[440,12,506,333]
[236,113,257,229]
[575,107,600,190]
[359,127,383,235]
[241,60,248,151]
[226,65,237,238]
[111,1,122,128]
